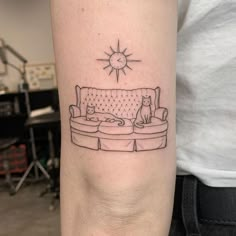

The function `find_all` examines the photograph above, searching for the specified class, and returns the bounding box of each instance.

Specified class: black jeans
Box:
[169,176,236,236]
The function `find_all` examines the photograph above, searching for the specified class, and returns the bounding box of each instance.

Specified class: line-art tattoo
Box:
[97,40,141,82]
[69,86,168,152]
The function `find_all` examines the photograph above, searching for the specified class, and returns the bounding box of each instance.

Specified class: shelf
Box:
[0,87,58,96]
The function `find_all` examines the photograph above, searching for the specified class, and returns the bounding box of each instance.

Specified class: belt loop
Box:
[182,175,201,236]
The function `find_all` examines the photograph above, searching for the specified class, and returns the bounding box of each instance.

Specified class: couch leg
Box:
[134,140,137,152]
[100,139,134,152]
[71,132,99,150]
[136,136,167,151]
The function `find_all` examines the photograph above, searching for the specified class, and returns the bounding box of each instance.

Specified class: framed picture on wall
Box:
[25,63,57,90]
[0,39,7,76]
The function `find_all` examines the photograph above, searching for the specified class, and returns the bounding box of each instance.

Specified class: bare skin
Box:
[51,0,177,235]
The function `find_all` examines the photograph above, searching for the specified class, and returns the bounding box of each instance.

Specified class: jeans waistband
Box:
[173,175,236,236]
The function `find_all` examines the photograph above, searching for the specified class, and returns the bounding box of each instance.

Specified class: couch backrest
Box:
[76,86,160,119]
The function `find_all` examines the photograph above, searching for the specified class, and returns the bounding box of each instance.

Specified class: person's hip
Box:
[169,175,236,236]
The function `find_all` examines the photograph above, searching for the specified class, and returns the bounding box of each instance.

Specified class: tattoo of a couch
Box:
[69,86,168,152]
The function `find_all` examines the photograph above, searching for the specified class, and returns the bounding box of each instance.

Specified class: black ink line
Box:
[97,59,109,61]
[126,53,133,57]
[103,65,110,70]
[97,40,141,82]
[109,68,114,75]
[116,70,119,82]
[104,52,111,56]
[127,59,142,62]
[110,46,115,53]
[117,40,120,53]
[126,65,133,70]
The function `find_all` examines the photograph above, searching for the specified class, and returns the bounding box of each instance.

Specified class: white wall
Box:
[0,0,54,91]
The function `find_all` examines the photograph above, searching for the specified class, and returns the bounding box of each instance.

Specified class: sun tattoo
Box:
[97,40,141,82]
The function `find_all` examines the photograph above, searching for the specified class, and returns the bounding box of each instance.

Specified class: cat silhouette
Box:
[134,96,152,128]
[86,105,125,126]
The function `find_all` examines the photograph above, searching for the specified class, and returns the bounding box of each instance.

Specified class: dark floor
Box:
[0,181,60,236]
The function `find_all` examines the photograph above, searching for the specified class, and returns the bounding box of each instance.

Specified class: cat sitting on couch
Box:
[134,96,152,128]
[86,96,153,129]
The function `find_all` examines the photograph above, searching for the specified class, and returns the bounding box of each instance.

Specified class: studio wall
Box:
[0,0,54,91]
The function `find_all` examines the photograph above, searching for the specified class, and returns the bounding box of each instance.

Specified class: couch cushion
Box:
[70,116,100,133]
[134,117,168,134]
[99,119,133,135]
[80,87,157,119]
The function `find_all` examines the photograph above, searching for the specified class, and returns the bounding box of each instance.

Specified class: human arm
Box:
[51,0,177,235]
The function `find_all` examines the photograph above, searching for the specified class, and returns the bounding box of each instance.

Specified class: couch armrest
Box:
[69,105,81,118]
[155,107,168,121]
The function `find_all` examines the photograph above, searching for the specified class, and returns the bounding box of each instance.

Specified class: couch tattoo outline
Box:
[69,85,168,152]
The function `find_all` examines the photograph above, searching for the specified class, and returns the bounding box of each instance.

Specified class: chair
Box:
[24,112,60,210]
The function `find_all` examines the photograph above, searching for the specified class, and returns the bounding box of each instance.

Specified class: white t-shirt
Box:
[177,0,236,187]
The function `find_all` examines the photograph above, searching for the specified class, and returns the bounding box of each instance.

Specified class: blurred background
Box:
[0,1,60,235]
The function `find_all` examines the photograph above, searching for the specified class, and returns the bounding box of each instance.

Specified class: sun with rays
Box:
[97,40,141,82]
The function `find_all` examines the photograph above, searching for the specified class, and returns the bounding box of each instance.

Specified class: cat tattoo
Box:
[69,85,168,151]
[134,96,152,128]
[86,105,125,126]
